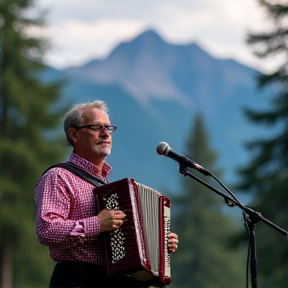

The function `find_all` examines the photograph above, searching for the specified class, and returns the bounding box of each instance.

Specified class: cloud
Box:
[43,19,146,67]
[38,0,274,72]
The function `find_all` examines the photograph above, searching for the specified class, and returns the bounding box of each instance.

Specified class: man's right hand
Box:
[98,209,126,232]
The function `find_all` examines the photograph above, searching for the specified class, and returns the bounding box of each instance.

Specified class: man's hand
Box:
[168,232,179,253]
[98,209,126,232]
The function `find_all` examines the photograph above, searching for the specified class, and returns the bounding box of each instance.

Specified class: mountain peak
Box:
[133,29,164,43]
[64,29,257,111]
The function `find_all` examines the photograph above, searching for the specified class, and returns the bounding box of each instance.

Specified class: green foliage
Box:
[0,0,68,287]
[170,114,245,288]
[236,0,288,287]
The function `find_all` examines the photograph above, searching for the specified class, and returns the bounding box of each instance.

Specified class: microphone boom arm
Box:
[179,164,288,236]
[177,163,288,288]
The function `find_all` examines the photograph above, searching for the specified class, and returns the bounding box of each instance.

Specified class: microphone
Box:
[156,142,210,176]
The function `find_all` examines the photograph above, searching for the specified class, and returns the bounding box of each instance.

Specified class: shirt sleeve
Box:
[70,218,101,237]
[34,168,101,246]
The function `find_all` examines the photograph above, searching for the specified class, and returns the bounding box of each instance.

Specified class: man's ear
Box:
[68,128,77,143]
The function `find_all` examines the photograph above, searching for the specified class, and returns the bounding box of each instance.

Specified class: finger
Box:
[168,232,178,239]
[168,238,179,244]
[112,219,123,230]
[168,243,178,253]
[114,212,126,220]
[172,244,178,252]
[117,219,123,226]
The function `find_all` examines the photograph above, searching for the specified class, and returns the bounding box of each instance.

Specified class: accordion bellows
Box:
[94,178,172,286]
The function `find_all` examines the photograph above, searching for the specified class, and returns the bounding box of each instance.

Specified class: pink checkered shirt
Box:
[34,152,112,265]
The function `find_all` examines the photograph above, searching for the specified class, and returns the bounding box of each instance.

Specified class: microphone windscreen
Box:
[156,142,170,156]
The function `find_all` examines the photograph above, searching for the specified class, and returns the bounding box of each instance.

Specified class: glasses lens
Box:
[107,126,117,133]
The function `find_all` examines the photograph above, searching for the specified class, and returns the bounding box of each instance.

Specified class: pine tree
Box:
[170,114,244,288]
[0,0,67,287]
[236,0,288,287]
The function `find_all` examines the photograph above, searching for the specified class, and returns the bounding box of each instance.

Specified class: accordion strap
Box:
[42,162,107,187]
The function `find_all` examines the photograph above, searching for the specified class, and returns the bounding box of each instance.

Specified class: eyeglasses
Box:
[74,124,117,134]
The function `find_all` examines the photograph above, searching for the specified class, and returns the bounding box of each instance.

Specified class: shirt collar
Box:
[68,152,112,181]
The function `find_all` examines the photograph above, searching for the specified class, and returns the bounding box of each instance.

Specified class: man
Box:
[35,100,178,288]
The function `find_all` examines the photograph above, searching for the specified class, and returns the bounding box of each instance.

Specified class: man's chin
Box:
[98,149,111,157]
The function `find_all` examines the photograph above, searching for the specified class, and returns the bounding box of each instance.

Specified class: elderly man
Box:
[35,100,178,288]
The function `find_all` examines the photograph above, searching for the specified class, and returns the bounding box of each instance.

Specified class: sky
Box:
[36,0,276,73]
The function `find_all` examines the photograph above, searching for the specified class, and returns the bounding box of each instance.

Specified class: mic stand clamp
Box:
[179,162,188,177]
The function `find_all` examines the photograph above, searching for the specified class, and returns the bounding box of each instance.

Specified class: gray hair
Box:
[64,100,109,146]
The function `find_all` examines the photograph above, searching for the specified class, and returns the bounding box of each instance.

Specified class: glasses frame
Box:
[74,124,117,134]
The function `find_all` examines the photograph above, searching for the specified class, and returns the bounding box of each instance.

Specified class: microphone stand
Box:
[177,163,288,288]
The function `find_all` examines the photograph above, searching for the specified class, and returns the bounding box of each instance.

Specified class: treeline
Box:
[0,0,68,287]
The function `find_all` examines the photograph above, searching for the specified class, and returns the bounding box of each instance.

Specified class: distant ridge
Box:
[63,29,258,111]
[46,29,271,193]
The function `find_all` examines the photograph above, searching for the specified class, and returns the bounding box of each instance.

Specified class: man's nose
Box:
[99,129,109,137]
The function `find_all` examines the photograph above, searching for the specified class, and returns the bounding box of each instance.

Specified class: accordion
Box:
[94,178,172,286]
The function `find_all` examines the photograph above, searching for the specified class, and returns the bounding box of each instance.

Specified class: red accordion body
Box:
[94,178,172,286]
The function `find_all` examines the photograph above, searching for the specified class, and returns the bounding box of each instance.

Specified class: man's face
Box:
[71,107,113,163]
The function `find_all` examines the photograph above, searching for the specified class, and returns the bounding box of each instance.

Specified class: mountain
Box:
[64,30,259,110]
[44,29,271,202]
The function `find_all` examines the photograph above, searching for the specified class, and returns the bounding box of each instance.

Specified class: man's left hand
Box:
[168,232,179,253]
